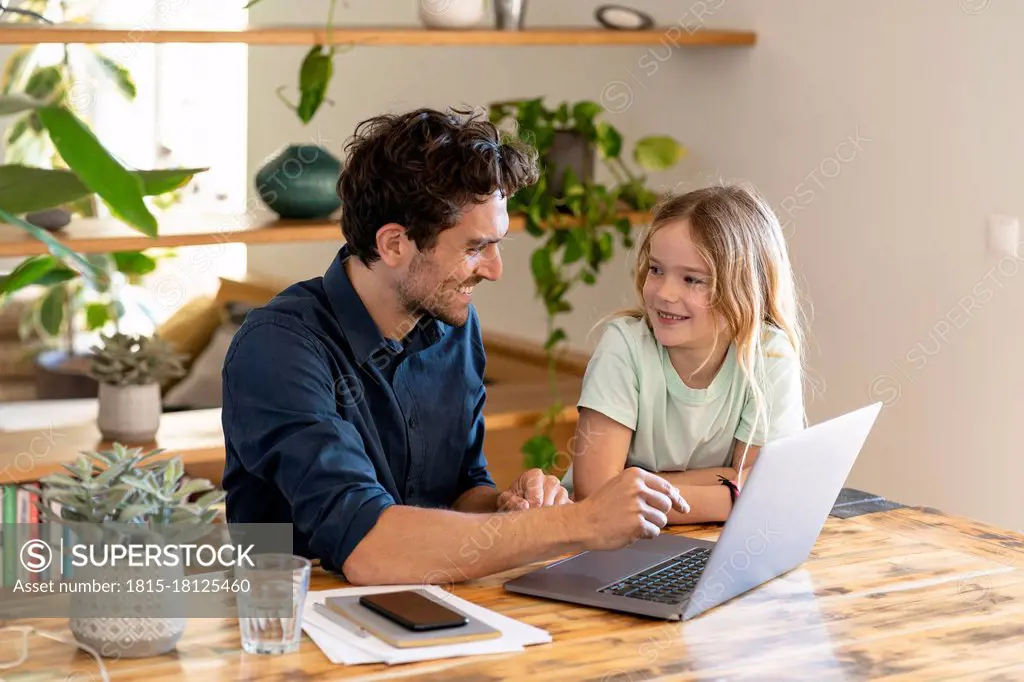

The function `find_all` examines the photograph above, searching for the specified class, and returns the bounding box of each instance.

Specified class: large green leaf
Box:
[0,254,59,294]
[85,49,136,100]
[297,45,333,124]
[0,208,101,282]
[0,164,88,214]
[633,135,687,171]
[0,165,206,215]
[36,105,157,236]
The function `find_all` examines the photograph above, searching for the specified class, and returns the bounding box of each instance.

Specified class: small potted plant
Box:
[34,443,226,658]
[88,332,186,444]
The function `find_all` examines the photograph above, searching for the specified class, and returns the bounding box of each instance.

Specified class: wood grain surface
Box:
[3,506,1022,681]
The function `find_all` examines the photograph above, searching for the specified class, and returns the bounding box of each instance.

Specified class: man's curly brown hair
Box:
[336,107,539,265]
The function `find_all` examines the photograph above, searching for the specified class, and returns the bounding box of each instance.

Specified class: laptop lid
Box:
[681,402,882,620]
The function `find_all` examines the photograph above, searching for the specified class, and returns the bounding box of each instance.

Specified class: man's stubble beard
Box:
[398,251,471,328]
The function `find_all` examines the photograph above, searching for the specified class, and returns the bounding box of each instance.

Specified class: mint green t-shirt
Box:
[562,316,805,491]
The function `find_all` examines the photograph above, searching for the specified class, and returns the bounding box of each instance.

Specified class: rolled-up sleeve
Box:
[222,321,395,572]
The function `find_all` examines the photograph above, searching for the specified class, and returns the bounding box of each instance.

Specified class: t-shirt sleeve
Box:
[577,321,640,430]
[734,331,806,446]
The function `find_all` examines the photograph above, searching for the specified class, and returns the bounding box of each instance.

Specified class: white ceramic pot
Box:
[418,0,485,29]
[97,382,162,443]
[69,558,186,658]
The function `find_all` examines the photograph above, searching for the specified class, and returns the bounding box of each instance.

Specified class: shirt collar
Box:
[323,246,447,367]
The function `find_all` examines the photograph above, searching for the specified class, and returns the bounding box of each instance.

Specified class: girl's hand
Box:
[498,468,571,511]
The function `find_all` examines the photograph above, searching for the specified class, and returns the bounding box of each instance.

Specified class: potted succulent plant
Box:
[88,332,186,444]
[34,443,226,658]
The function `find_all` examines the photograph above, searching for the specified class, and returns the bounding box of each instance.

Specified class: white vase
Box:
[97,382,162,443]
[418,0,485,29]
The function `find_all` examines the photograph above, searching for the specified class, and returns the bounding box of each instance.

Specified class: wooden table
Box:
[4,506,1023,681]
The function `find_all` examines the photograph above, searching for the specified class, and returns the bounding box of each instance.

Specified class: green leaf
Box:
[544,328,567,350]
[137,168,205,195]
[6,115,32,145]
[194,489,226,509]
[0,208,101,281]
[85,49,136,100]
[572,101,603,136]
[0,254,59,294]
[530,248,555,287]
[0,166,205,216]
[0,94,42,116]
[117,504,159,522]
[580,270,597,285]
[548,299,573,315]
[598,232,614,260]
[0,164,90,214]
[84,302,113,330]
[595,121,623,159]
[297,46,333,124]
[24,65,64,103]
[36,105,157,236]
[112,251,157,276]
[634,135,687,171]
[39,285,66,336]
[562,230,584,264]
[174,478,212,501]
[554,102,570,126]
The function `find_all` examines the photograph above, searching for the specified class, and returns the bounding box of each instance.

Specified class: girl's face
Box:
[642,219,723,349]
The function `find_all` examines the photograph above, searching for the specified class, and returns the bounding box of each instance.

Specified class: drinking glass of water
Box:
[236,554,311,655]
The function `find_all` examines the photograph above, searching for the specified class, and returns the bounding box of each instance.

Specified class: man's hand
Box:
[573,467,689,551]
[497,468,570,511]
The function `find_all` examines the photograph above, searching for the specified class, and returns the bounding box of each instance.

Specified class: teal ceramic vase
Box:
[255,144,343,219]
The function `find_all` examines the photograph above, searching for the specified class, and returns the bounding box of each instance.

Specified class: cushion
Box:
[162,321,240,409]
[156,295,224,364]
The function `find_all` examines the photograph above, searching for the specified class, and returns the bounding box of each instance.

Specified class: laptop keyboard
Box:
[598,547,712,605]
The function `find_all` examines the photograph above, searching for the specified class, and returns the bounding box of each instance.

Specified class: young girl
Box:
[565,184,806,524]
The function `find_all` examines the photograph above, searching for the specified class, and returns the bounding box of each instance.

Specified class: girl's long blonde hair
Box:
[611,183,805,485]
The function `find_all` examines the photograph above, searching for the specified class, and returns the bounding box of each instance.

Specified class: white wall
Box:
[247,0,1024,531]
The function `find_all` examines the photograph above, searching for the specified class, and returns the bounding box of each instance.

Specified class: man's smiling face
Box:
[397,192,508,327]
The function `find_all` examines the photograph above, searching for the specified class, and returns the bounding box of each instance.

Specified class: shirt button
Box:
[408,415,418,428]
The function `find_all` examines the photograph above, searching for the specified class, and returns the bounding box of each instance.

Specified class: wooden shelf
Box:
[0,24,756,47]
[0,209,652,258]
[0,379,581,486]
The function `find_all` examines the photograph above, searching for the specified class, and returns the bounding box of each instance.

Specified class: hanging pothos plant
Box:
[488,98,686,473]
[244,0,352,125]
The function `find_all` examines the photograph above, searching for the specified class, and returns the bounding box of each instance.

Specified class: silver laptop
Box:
[503,402,882,621]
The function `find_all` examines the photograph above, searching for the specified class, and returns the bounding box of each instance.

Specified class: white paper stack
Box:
[301,584,551,665]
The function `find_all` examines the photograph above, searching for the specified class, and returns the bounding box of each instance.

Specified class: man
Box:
[221,107,688,585]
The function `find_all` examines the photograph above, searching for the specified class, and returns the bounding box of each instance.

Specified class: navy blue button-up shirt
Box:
[221,246,495,573]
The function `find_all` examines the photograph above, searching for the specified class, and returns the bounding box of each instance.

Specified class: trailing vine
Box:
[488,98,685,473]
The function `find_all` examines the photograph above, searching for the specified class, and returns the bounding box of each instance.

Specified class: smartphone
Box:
[357,590,468,632]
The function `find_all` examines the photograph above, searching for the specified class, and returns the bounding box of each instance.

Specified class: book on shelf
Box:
[1,484,74,586]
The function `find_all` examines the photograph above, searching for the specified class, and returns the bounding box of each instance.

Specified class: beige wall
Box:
[247,1,1024,531]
